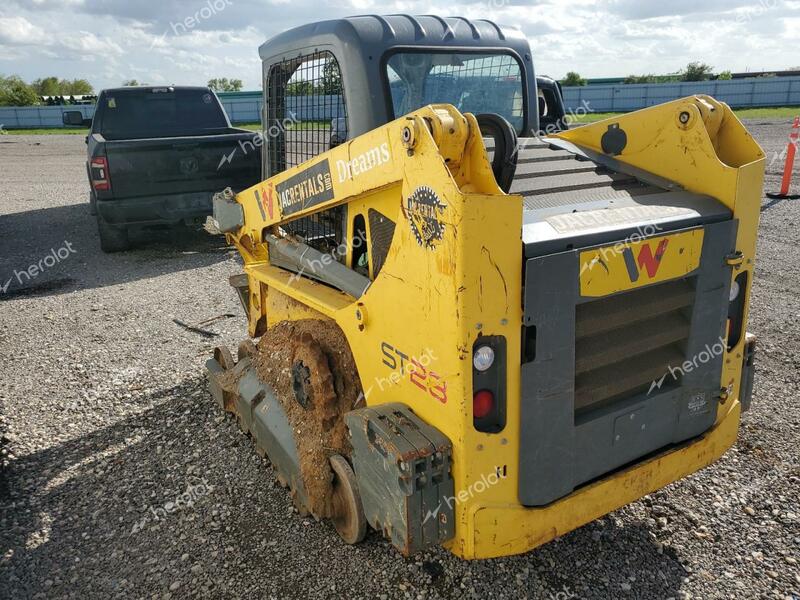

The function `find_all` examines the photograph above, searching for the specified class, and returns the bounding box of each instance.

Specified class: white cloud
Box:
[60,31,124,55]
[0,0,796,90]
[0,16,45,45]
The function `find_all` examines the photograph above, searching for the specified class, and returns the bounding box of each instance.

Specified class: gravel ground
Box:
[0,120,798,600]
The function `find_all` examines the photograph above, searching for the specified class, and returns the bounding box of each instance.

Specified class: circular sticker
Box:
[405,185,447,249]
[202,93,212,104]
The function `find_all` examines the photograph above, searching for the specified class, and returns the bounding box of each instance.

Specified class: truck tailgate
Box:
[105,133,259,199]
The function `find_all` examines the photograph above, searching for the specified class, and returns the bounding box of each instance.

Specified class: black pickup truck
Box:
[64,86,261,252]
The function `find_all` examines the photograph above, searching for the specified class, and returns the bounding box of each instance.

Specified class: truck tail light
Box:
[90,156,110,191]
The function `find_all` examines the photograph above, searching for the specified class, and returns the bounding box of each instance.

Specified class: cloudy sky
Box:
[0,0,797,91]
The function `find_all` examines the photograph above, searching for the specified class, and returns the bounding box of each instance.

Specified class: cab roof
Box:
[258,15,531,63]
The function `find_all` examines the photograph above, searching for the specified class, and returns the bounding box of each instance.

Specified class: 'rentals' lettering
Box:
[274,159,335,215]
[278,173,332,209]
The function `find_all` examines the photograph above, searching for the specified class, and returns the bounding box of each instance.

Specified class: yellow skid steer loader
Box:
[207,15,763,559]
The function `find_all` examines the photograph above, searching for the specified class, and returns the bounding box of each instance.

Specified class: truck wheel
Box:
[97,215,130,253]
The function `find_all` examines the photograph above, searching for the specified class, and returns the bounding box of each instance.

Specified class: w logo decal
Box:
[623,239,669,282]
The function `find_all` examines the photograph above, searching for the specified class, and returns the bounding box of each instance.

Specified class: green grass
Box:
[6,107,800,134]
[238,121,330,131]
[569,106,800,124]
[567,112,620,124]
[730,106,800,119]
[1,121,327,134]
[4,124,263,134]
[3,127,88,135]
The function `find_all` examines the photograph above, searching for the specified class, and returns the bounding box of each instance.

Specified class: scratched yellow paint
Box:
[222,97,764,559]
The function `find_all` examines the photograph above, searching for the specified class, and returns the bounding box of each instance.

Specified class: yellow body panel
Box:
[223,97,764,558]
[554,97,764,425]
[472,402,741,558]
[579,228,704,297]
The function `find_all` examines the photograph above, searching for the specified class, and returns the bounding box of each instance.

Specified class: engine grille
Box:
[574,278,696,415]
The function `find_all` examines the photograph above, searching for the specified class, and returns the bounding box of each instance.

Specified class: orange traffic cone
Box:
[768,116,800,198]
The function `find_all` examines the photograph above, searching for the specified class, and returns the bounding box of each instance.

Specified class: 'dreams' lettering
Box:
[337,142,391,182]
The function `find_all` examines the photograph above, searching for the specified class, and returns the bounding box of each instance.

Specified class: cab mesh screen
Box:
[266,50,348,257]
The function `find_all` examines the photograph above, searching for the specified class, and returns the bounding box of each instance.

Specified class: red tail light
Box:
[472,336,507,433]
[90,156,110,191]
[473,390,494,419]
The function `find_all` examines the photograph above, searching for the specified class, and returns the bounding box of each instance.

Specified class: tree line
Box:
[122,78,244,92]
[561,62,737,87]
[0,75,247,107]
[0,75,94,106]
[286,61,343,96]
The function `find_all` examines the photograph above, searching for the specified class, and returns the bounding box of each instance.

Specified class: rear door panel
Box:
[518,220,737,506]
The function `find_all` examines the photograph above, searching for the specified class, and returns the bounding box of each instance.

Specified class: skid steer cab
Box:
[206,15,763,559]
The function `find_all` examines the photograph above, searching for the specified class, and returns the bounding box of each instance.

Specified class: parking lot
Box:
[0,122,798,599]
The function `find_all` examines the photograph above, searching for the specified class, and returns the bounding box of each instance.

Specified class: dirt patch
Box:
[214,366,247,413]
[252,319,363,518]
